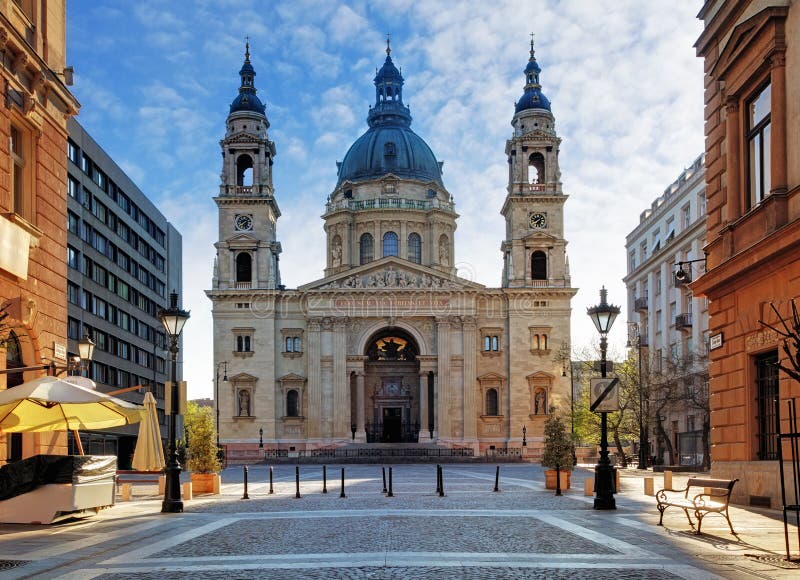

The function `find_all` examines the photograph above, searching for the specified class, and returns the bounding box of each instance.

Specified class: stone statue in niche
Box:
[331,238,342,267]
[439,238,449,265]
[239,389,251,416]
[534,389,546,415]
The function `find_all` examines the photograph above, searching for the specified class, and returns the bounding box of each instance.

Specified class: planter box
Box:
[544,469,571,490]
[190,473,221,494]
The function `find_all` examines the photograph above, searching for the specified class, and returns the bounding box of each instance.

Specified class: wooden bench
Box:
[115,470,163,486]
[656,477,739,535]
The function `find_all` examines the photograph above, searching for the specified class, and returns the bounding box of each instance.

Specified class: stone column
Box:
[432,372,439,440]
[307,319,322,439]
[725,100,740,220]
[462,317,477,443]
[418,371,430,442]
[333,319,348,439]
[356,372,366,442]
[770,53,787,195]
[436,318,451,441]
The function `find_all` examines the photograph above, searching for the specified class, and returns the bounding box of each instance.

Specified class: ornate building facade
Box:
[208,42,576,459]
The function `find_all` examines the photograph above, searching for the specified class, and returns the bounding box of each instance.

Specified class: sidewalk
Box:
[0,463,797,579]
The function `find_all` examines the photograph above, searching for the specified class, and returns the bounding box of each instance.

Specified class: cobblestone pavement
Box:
[0,463,797,579]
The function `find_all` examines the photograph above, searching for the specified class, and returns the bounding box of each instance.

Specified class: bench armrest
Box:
[656,487,689,503]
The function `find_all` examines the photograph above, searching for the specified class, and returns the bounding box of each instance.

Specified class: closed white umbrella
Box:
[131,391,165,471]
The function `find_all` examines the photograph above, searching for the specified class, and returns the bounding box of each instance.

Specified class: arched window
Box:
[236,252,252,283]
[384,142,396,156]
[287,389,299,417]
[293,337,300,352]
[383,231,398,257]
[236,154,254,187]
[5,331,24,388]
[407,233,421,264]
[531,251,547,280]
[486,388,499,416]
[360,233,374,265]
[528,152,545,184]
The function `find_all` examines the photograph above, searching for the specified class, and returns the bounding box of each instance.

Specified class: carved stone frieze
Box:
[321,265,459,290]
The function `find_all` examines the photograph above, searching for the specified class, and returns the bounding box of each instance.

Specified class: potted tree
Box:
[541,412,574,490]
[184,401,222,494]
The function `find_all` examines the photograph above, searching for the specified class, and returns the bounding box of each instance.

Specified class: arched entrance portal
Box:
[362,328,420,443]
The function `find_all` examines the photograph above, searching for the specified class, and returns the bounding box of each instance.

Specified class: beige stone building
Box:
[208,42,576,459]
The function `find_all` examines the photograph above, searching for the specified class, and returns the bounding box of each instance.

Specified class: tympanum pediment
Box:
[298,257,485,291]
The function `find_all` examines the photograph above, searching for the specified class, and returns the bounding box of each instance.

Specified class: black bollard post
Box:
[438,465,445,497]
[295,465,301,499]
[494,465,500,493]
[242,465,250,500]
[322,465,328,494]
[269,465,274,494]
[382,466,387,494]
[387,466,394,497]
[340,467,346,498]
[435,464,441,495]
[555,463,562,496]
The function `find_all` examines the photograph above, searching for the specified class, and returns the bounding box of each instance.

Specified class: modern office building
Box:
[208,41,577,460]
[0,1,80,462]
[694,0,800,508]
[66,118,182,467]
[623,155,709,468]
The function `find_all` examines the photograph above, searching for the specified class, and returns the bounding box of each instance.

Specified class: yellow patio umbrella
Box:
[0,376,144,438]
[131,391,165,471]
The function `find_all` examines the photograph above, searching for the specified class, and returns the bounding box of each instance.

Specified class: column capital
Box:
[769,51,786,69]
[725,100,739,114]
[308,318,322,331]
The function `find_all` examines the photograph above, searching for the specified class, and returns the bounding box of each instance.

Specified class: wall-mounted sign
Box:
[709,332,723,351]
[590,377,620,412]
[53,342,67,361]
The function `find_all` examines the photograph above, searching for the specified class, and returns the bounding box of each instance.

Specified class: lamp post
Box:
[587,287,620,510]
[628,322,648,470]
[158,290,190,514]
[259,427,264,449]
[522,425,527,447]
[215,361,228,452]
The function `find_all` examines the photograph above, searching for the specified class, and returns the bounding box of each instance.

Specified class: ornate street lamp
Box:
[215,361,228,454]
[628,322,648,471]
[158,290,190,514]
[587,286,620,510]
[522,425,527,447]
[259,427,264,449]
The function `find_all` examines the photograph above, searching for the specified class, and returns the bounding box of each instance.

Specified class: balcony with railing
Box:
[220,185,272,197]
[634,297,648,311]
[675,313,692,330]
[325,197,455,214]
[513,183,560,195]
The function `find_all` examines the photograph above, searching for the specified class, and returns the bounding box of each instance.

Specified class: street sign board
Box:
[590,377,620,412]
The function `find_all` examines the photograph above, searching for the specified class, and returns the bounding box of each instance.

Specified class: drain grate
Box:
[0,560,30,571]
[745,554,800,569]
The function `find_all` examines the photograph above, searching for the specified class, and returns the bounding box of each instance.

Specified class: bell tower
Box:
[213,42,282,291]
[500,40,570,290]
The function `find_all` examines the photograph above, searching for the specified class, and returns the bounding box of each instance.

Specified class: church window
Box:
[407,233,421,264]
[384,142,396,156]
[485,388,499,416]
[483,336,499,351]
[383,231,398,257]
[382,181,396,195]
[236,154,254,187]
[528,152,545,184]
[747,82,771,209]
[236,335,251,352]
[359,233,374,264]
[286,389,299,417]
[236,252,252,283]
[531,251,547,280]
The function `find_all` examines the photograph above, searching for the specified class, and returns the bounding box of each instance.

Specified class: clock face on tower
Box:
[529,212,547,229]
[235,214,253,231]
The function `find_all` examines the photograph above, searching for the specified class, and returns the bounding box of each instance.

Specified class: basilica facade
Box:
[207,41,577,458]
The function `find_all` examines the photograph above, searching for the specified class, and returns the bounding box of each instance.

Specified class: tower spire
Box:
[245,35,250,62]
[386,33,391,56]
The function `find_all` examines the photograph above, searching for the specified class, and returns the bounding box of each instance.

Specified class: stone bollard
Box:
[584,478,593,497]
[182,481,193,501]
[664,470,673,491]
[213,474,222,495]
[120,483,132,502]
[158,475,166,495]
[644,477,655,496]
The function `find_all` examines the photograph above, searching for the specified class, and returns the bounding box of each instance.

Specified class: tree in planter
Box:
[542,411,575,473]
[184,401,221,474]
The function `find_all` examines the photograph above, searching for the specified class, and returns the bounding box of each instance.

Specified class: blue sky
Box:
[67,1,705,399]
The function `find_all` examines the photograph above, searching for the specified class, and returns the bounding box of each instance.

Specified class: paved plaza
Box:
[0,464,798,579]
